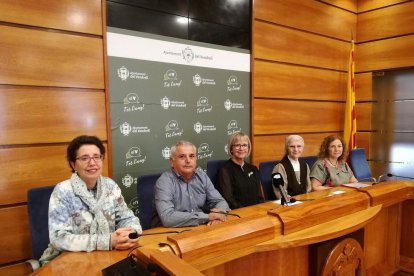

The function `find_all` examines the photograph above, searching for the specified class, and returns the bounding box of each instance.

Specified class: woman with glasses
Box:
[310,134,357,190]
[39,135,142,264]
[217,132,264,209]
[272,135,311,199]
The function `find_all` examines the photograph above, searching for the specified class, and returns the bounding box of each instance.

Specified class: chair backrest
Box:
[258,160,279,200]
[137,173,161,230]
[349,148,373,182]
[206,159,227,189]
[300,155,318,169]
[27,185,55,260]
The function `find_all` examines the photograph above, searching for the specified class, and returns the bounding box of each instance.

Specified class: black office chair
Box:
[300,155,318,169]
[206,159,227,189]
[27,185,55,270]
[258,160,279,200]
[137,173,161,230]
[349,148,377,182]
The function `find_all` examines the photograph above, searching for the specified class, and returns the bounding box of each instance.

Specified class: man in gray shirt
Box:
[152,140,230,227]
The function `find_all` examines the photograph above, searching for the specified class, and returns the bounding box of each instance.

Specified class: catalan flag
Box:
[344,40,356,150]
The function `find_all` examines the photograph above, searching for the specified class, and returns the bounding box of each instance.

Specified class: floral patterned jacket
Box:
[39,173,141,264]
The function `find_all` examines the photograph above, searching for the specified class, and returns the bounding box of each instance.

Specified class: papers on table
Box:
[273,199,303,205]
[327,190,346,197]
[341,182,371,189]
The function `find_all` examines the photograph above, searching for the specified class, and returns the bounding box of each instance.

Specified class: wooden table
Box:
[33,181,414,275]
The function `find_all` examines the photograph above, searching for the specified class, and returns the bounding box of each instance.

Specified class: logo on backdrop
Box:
[125,147,147,167]
[163,46,213,64]
[162,146,171,159]
[182,47,194,63]
[227,75,242,92]
[227,120,242,135]
[193,121,216,134]
[165,120,183,138]
[224,99,245,111]
[120,122,150,136]
[192,74,216,86]
[128,197,139,216]
[164,69,182,87]
[224,144,229,155]
[196,97,213,113]
[160,96,187,109]
[197,143,213,160]
[123,93,145,112]
[117,66,149,81]
[120,122,132,136]
[117,66,129,81]
[122,174,136,188]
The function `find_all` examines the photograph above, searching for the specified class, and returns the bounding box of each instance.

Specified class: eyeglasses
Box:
[76,155,104,164]
[233,144,249,149]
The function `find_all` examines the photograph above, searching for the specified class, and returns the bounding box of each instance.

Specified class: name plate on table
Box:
[342,182,371,188]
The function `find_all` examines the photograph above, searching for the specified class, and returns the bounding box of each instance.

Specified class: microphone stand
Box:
[278,184,291,206]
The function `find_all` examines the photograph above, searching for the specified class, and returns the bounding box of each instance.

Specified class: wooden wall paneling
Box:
[357,2,414,42]
[252,133,335,165]
[0,206,31,264]
[0,25,104,88]
[355,72,373,101]
[254,21,350,71]
[369,160,391,181]
[356,35,414,72]
[0,144,109,206]
[400,200,414,258]
[254,99,344,135]
[355,132,371,157]
[319,0,357,12]
[0,88,107,145]
[357,0,409,12]
[355,102,372,131]
[0,0,107,271]
[254,0,356,41]
[0,0,102,35]
[253,61,347,101]
[101,0,112,175]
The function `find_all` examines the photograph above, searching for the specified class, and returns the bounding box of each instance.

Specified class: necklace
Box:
[327,159,338,167]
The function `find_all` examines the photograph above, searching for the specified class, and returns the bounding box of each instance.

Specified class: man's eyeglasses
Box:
[233,144,249,149]
[76,155,104,163]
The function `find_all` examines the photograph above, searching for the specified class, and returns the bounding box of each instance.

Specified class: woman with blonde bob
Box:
[310,135,357,191]
[217,132,264,209]
[272,135,311,199]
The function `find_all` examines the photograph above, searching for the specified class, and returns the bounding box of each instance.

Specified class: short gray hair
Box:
[284,135,304,155]
[170,140,196,159]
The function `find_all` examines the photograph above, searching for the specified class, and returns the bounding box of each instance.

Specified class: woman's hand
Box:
[311,178,330,191]
[111,227,139,250]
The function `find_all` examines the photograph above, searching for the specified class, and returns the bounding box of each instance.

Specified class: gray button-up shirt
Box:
[153,168,229,227]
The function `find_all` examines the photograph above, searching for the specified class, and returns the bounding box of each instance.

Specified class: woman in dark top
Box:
[217,132,264,209]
